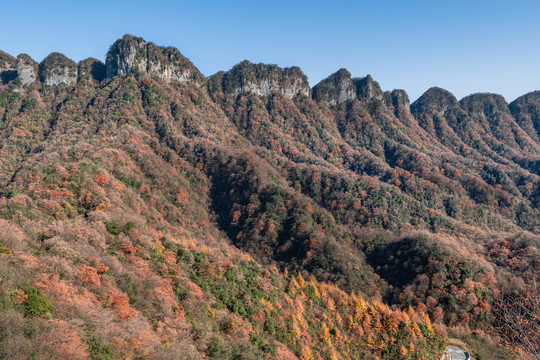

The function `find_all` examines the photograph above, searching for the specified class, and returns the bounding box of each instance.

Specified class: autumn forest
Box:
[0,35,539,360]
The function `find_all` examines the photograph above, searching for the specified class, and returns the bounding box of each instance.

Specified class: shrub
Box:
[122,222,135,234]
[12,286,54,316]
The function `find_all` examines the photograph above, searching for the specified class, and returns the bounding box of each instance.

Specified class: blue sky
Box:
[1,0,539,101]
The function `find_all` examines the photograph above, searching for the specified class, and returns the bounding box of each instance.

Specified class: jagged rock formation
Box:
[312,68,356,105]
[16,54,38,86]
[354,74,384,102]
[0,50,17,84]
[77,58,106,82]
[209,60,310,98]
[105,34,204,85]
[146,43,204,84]
[312,71,385,105]
[0,34,537,360]
[106,34,147,77]
[391,89,410,109]
[39,52,78,86]
[0,51,16,72]
[388,89,411,118]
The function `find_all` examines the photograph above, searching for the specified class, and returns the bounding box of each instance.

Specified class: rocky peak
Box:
[391,89,410,109]
[459,93,509,117]
[39,52,78,86]
[0,50,16,72]
[78,58,106,82]
[106,34,147,77]
[411,87,459,115]
[146,43,204,85]
[105,34,204,85]
[0,50,17,84]
[210,60,310,98]
[353,74,384,102]
[16,54,38,86]
[312,68,356,105]
[388,89,411,118]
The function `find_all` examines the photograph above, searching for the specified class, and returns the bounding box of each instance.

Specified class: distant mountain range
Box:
[0,34,537,360]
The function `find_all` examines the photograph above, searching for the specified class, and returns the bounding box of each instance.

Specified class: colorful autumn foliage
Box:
[0,35,539,359]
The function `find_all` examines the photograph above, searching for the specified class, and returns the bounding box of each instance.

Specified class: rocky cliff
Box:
[312,68,356,105]
[354,74,384,102]
[16,54,38,86]
[106,34,148,77]
[105,34,204,85]
[77,58,106,82]
[209,60,310,98]
[0,50,17,84]
[39,52,78,86]
[312,71,386,106]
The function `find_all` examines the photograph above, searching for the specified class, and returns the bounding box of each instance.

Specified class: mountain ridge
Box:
[2,34,534,105]
[0,34,538,360]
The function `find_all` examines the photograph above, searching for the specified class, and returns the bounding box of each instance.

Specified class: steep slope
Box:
[0,34,538,359]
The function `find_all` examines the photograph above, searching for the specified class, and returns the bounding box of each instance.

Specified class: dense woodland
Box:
[0,35,539,359]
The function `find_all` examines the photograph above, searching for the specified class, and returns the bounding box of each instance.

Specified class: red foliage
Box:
[79,265,101,286]
[94,173,109,186]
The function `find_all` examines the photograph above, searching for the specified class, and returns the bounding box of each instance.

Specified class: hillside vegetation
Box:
[0,34,538,359]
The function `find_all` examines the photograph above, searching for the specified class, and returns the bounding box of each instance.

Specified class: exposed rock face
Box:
[39,52,78,86]
[460,93,509,116]
[388,89,411,118]
[209,60,310,98]
[312,71,387,106]
[105,34,204,85]
[147,43,204,84]
[411,87,459,115]
[78,58,106,82]
[16,54,38,86]
[0,50,16,71]
[354,75,384,102]
[312,68,356,105]
[391,89,410,110]
[0,50,17,84]
[106,34,147,77]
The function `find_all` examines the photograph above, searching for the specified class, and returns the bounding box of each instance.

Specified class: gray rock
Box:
[0,50,17,84]
[312,68,356,105]
[16,54,38,86]
[391,89,410,110]
[78,58,106,82]
[39,52,78,86]
[353,74,384,102]
[210,60,310,98]
[106,34,148,77]
[147,43,203,85]
[105,34,204,85]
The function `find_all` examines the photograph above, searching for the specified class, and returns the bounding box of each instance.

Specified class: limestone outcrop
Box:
[312,68,356,105]
[39,52,78,86]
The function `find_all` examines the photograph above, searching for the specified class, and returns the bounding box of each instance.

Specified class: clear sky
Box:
[1,0,539,102]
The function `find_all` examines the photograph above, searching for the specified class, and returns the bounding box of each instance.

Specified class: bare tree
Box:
[492,281,540,360]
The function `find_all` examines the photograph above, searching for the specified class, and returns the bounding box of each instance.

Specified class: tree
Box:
[492,282,540,359]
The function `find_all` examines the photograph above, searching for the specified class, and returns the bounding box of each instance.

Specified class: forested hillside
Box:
[0,35,538,359]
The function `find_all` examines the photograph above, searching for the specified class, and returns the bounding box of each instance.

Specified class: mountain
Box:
[0,34,538,360]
